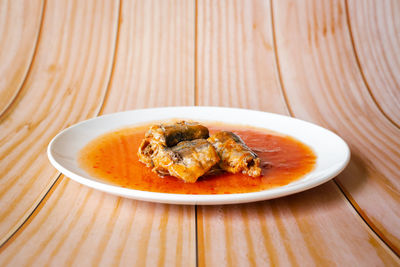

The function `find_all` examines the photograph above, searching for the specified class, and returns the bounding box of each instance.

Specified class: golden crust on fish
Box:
[208,131,261,177]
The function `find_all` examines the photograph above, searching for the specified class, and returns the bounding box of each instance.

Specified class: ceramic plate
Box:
[47,106,350,205]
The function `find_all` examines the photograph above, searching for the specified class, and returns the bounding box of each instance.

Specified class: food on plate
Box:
[79,121,317,194]
[208,131,261,177]
[138,121,261,182]
[143,121,209,147]
[152,139,220,183]
[138,121,209,167]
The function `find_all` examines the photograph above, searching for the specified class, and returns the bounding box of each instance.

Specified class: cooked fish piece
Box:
[138,121,209,167]
[208,131,261,177]
[137,138,160,168]
[138,122,261,182]
[146,121,209,147]
[152,139,220,183]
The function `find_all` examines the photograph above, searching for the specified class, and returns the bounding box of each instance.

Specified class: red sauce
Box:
[79,123,316,194]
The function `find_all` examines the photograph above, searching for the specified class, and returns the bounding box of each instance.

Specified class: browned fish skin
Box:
[138,122,261,182]
[137,121,215,182]
[146,121,209,147]
[152,139,220,183]
[208,131,262,177]
[137,121,209,167]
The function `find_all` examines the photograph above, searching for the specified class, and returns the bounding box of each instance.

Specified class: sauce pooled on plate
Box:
[79,123,316,194]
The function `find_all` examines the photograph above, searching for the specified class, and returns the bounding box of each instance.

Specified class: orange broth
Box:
[79,124,316,194]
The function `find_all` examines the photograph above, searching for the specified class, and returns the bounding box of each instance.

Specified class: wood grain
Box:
[0,0,43,116]
[196,0,399,265]
[0,0,197,266]
[0,0,118,245]
[0,0,399,265]
[0,179,195,267]
[102,0,195,112]
[198,184,398,266]
[196,0,287,114]
[346,0,400,127]
[273,0,400,254]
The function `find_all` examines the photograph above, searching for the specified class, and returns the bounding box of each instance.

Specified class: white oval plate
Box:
[48,106,350,205]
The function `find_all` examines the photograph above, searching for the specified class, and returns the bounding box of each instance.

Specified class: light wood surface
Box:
[196,0,398,265]
[0,0,196,266]
[0,0,43,115]
[0,0,118,245]
[347,0,400,127]
[0,0,399,266]
[273,0,400,254]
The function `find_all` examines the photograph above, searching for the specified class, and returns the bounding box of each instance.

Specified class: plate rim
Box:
[47,106,351,205]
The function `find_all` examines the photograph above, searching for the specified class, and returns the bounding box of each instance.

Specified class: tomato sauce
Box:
[79,123,316,194]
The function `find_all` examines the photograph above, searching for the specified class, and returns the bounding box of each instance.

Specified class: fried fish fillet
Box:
[138,121,216,182]
[208,131,261,177]
[138,121,261,182]
[138,121,209,167]
[151,139,220,183]
[146,121,209,147]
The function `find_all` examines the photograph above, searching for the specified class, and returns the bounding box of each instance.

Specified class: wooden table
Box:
[0,0,399,266]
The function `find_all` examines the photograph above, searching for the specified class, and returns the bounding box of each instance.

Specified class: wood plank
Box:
[347,0,400,126]
[0,0,196,266]
[196,0,399,265]
[196,0,287,114]
[0,179,195,267]
[198,184,398,266]
[0,0,118,245]
[0,0,43,116]
[101,0,195,112]
[273,0,400,254]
